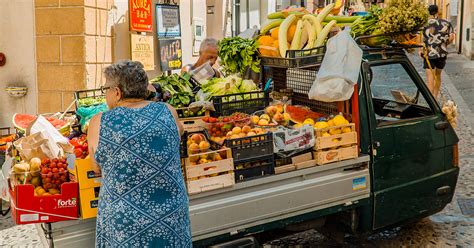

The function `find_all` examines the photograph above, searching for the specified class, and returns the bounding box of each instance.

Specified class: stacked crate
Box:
[313,123,358,165]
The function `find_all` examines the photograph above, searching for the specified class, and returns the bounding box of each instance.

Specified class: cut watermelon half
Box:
[13,113,70,134]
[284,105,324,124]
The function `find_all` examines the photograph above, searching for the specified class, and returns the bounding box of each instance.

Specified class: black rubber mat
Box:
[457,198,474,215]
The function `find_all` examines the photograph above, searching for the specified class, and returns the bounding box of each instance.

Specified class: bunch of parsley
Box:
[218,37,260,76]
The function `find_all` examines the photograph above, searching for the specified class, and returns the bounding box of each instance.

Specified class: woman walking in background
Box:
[87,60,192,247]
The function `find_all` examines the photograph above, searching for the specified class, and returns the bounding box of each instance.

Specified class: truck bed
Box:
[36,155,371,247]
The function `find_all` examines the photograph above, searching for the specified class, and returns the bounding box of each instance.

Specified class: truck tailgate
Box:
[35,156,370,247]
[190,155,370,241]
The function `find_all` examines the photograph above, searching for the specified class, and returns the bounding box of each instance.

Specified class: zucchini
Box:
[323,15,361,23]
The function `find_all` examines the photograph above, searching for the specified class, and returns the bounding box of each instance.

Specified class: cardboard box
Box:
[74,158,102,189]
[79,187,100,219]
[9,181,79,224]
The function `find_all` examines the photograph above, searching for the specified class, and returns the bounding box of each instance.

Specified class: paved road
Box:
[265,51,474,247]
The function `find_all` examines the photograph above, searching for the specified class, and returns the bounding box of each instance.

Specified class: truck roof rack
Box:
[355,30,423,52]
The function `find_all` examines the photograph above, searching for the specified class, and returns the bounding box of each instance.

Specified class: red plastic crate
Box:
[9,181,79,224]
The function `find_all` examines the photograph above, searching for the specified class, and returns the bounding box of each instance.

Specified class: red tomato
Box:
[44,177,51,183]
[202,117,209,123]
[41,168,48,174]
[82,142,88,150]
[50,163,57,169]
[60,175,67,181]
[74,148,83,158]
[52,168,58,173]
[47,172,53,178]
[69,139,79,147]
[59,168,65,173]
[223,117,229,122]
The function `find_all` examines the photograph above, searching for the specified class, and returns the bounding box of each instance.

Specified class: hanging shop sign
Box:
[159,38,182,71]
[129,0,153,32]
[130,34,155,71]
[156,4,181,38]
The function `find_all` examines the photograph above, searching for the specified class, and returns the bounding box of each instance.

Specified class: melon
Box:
[284,105,324,124]
[13,113,70,135]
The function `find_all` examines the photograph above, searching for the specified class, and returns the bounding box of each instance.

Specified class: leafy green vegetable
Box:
[218,37,261,76]
[78,97,106,107]
[149,72,194,107]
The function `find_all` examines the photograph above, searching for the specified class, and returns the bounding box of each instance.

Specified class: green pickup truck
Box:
[35,46,459,248]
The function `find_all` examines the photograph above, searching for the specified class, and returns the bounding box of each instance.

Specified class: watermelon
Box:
[13,113,70,135]
[284,105,324,124]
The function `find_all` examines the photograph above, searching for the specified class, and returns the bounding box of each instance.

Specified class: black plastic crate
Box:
[74,88,105,108]
[212,91,270,117]
[260,46,326,69]
[180,130,219,158]
[224,132,273,162]
[234,155,275,182]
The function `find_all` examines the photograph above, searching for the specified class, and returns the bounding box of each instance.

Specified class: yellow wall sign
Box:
[131,34,155,71]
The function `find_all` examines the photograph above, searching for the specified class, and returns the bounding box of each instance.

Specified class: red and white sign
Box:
[129,0,153,32]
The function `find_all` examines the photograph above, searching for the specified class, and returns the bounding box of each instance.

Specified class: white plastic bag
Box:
[308,29,363,102]
[0,156,13,201]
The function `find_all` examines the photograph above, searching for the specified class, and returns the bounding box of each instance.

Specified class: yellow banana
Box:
[303,19,316,49]
[315,20,336,47]
[267,12,285,19]
[302,14,322,38]
[290,20,304,50]
[260,19,284,35]
[278,14,297,57]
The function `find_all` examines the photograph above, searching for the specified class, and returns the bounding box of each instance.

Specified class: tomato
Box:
[41,158,50,165]
[52,168,58,173]
[50,163,57,169]
[69,139,79,147]
[52,158,59,163]
[202,117,209,123]
[223,117,229,122]
[44,177,51,183]
[59,168,65,173]
[74,148,83,158]
[41,168,48,174]
[60,175,67,181]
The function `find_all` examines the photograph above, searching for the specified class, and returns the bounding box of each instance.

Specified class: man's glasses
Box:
[100,86,110,94]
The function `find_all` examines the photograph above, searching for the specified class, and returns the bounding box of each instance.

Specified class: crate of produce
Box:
[79,186,100,219]
[260,46,326,69]
[203,113,252,144]
[314,123,357,150]
[74,88,105,108]
[184,149,234,194]
[224,132,274,162]
[181,130,220,158]
[313,145,359,165]
[234,155,275,182]
[178,106,210,133]
[9,180,79,224]
[212,91,270,117]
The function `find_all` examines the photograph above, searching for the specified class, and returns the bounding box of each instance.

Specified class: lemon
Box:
[332,115,347,126]
[329,128,342,135]
[259,114,271,121]
[293,123,303,129]
[303,118,315,125]
[314,121,329,129]
[342,127,352,133]
[322,132,330,137]
[251,115,260,125]
[327,119,335,127]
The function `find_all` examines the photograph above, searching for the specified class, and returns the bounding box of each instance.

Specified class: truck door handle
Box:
[435,121,449,130]
[436,186,451,196]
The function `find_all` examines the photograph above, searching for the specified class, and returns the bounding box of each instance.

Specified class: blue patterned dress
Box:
[94,102,192,247]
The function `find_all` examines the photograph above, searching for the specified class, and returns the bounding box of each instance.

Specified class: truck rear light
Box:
[453,144,459,167]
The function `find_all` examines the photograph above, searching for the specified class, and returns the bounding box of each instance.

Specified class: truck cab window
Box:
[368,63,434,125]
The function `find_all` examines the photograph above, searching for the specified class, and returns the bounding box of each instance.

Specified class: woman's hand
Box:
[87,113,102,175]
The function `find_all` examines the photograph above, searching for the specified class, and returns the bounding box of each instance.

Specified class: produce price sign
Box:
[156,4,181,38]
[131,34,155,71]
[129,0,153,32]
[159,38,182,71]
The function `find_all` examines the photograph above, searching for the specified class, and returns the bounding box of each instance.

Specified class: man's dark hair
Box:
[428,5,438,16]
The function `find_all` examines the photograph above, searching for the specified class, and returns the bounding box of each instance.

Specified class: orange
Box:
[287,24,297,43]
[271,27,279,40]
[271,40,280,57]
[257,35,274,46]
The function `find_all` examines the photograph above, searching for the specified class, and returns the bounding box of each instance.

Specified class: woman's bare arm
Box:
[87,113,102,175]
[165,103,184,137]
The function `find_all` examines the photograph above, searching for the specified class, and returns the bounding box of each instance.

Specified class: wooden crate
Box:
[295,159,317,170]
[275,164,296,174]
[187,172,235,195]
[314,123,357,150]
[180,117,207,132]
[184,149,235,194]
[313,145,358,165]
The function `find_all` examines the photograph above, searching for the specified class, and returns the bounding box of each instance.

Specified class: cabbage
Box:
[239,79,258,93]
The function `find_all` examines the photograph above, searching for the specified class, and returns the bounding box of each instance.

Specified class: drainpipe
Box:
[458,0,464,54]
[234,0,240,36]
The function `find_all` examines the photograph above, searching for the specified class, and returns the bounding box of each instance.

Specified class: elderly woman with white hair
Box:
[181,37,221,77]
[88,60,191,247]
